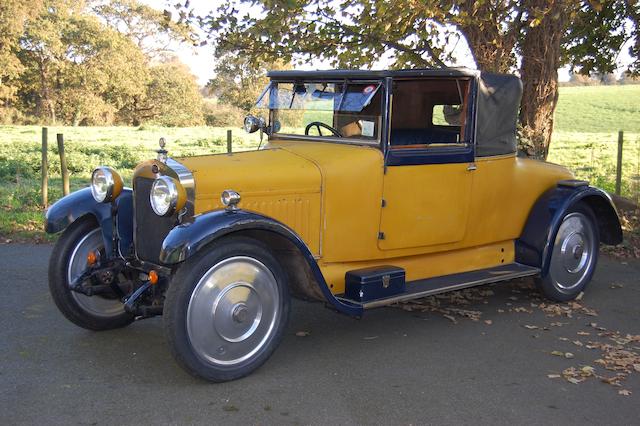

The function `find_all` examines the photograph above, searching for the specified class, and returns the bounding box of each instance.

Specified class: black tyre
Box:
[48,217,134,330]
[535,203,600,302]
[163,236,290,382]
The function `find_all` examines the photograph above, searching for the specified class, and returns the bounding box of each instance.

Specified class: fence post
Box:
[227,129,232,154]
[41,127,48,207]
[57,133,70,196]
[615,130,624,195]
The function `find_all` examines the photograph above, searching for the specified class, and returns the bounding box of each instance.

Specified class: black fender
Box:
[160,209,363,317]
[516,183,622,276]
[44,187,134,257]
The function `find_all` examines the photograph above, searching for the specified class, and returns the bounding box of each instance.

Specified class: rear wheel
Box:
[163,236,290,382]
[535,204,599,302]
[48,218,134,330]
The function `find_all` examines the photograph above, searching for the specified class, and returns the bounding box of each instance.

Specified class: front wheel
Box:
[535,204,600,302]
[163,236,290,382]
[48,218,134,330]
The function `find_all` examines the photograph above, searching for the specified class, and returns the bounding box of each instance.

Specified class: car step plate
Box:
[336,263,540,309]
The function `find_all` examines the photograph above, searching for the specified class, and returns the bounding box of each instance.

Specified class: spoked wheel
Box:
[49,218,134,330]
[535,204,599,302]
[164,236,290,382]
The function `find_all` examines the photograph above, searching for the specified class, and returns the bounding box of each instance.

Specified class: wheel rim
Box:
[67,229,126,318]
[549,212,596,291]
[187,256,280,367]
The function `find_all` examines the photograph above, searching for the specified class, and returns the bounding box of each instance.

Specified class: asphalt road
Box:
[1,244,639,426]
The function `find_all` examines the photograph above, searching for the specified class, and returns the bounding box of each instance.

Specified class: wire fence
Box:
[548,131,640,204]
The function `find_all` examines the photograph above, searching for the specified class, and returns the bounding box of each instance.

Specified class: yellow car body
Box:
[178,141,573,296]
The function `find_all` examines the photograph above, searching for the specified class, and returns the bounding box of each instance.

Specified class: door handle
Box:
[467,163,477,171]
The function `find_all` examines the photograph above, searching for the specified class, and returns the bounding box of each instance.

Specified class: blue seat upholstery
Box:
[390,128,459,145]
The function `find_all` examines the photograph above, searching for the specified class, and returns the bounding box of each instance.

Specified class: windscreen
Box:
[256,81,382,142]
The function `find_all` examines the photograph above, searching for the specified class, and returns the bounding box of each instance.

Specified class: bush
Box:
[202,101,245,127]
[0,107,25,125]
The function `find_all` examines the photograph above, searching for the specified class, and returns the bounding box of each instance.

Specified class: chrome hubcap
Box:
[550,212,595,290]
[187,256,280,366]
[67,229,125,318]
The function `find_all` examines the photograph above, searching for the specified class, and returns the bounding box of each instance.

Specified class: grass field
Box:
[1,85,639,240]
[548,85,640,198]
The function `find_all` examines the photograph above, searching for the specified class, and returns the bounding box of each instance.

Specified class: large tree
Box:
[0,0,43,108]
[91,0,197,60]
[17,0,149,124]
[132,58,204,126]
[195,0,638,158]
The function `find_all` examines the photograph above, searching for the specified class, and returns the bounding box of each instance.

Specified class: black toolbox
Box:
[344,266,406,303]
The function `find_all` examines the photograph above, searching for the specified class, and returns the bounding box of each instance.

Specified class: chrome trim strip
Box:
[167,157,195,213]
[338,264,540,310]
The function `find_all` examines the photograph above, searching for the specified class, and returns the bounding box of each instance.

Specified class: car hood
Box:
[176,147,322,214]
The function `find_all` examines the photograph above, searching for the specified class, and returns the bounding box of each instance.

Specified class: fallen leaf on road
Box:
[581,366,595,375]
[295,331,310,337]
[547,374,561,379]
[363,336,378,340]
[618,389,632,396]
[551,351,565,357]
[565,352,575,359]
[443,314,457,324]
[576,292,584,301]
[558,337,569,341]
[567,377,584,384]
[484,320,492,325]
[573,340,584,347]
[577,331,590,336]
[524,325,538,330]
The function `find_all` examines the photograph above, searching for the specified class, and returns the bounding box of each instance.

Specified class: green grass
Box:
[0,125,260,240]
[548,85,640,199]
[1,85,639,240]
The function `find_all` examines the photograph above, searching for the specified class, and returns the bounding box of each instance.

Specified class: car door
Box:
[377,77,475,250]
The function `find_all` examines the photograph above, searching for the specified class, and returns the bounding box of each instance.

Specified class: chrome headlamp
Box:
[150,176,186,216]
[91,167,123,203]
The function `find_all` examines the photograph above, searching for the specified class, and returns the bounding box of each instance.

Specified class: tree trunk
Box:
[457,1,520,73]
[518,1,572,159]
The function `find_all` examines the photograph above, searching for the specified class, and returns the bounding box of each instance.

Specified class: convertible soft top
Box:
[475,73,522,157]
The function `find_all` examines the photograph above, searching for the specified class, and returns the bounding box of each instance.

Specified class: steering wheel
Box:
[305,122,342,137]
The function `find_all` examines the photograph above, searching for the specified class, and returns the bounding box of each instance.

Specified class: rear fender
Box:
[45,187,134,257]
[516,183,622,275]
[160,209,363,317]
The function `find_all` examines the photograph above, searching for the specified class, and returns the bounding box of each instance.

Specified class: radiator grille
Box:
[134,176,176,263]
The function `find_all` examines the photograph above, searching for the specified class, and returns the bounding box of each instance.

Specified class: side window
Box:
[387,78,473,165]
[432,104,464,126]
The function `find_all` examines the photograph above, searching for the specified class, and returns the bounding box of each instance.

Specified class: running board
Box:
[336,263,540,310]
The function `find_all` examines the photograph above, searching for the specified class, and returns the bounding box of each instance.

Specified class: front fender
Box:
[516,183,622,275]
[45,187,134,257]
[160,209,363,317]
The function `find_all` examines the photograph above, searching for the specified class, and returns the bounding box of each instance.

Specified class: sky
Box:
[143,0,633,86]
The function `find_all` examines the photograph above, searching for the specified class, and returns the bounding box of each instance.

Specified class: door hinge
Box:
[381,199,386,207]
[467,163,477,171]
[378,232,385,240]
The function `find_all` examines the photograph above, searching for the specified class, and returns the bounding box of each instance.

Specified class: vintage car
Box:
[45,68,623,382]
